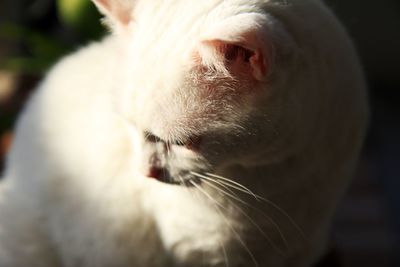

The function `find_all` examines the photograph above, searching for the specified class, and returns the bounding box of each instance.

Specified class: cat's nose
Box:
[147,166,163,180]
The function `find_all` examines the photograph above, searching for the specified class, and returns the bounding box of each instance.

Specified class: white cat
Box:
[0,0,368,266]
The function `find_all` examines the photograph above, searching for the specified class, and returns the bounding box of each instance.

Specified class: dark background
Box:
[0,1,399,266]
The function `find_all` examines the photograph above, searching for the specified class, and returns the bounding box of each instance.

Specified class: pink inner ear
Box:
[249,50,268,81]
[203,41,268,81]
[92,0,133,26]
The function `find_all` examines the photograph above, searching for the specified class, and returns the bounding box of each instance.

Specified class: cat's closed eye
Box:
[144,131,162,143]
[144,131,201,149]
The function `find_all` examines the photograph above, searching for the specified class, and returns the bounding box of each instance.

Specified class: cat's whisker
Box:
[191,171,291,250]
[190,180,259,267]
[218,238,230,267]
[189,172,237,195]
[187,178,230,267]
[209,176,261,201]
[199,177,287,256]
[192,173,257,208]
[177,175,188,189]
[204,172,260,200]
[250,196,306,241]
[204,172,306,240]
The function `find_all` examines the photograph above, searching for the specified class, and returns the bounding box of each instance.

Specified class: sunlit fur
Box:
[0,0,368,266]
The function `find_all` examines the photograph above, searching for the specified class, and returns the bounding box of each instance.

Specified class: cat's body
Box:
[0,0,368,266]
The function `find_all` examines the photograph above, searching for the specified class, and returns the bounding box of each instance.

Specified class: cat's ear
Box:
[197,13,286,81]
[92,0,135,27]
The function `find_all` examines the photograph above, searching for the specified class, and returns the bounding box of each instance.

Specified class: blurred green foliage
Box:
[0,23,69,74]
[57,0,105,41]
[0,0,105,75]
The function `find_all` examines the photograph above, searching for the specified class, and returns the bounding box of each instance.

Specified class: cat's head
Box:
[93,0,295,185]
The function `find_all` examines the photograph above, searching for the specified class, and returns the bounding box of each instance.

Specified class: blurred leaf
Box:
[0,23,70,74]
[28,33,68,61]
[0,57,53,74]
[57,0,105,40]
[0,0,106,74]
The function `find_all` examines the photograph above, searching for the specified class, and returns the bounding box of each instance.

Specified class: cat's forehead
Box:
[131,0,263,50]
[127,0,264,79]
[133,0,262,23]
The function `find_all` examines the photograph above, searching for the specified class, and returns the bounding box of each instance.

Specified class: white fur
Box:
[0,0,368,266]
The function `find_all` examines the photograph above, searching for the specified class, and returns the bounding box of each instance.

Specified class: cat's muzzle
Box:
[144,131,204,186]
